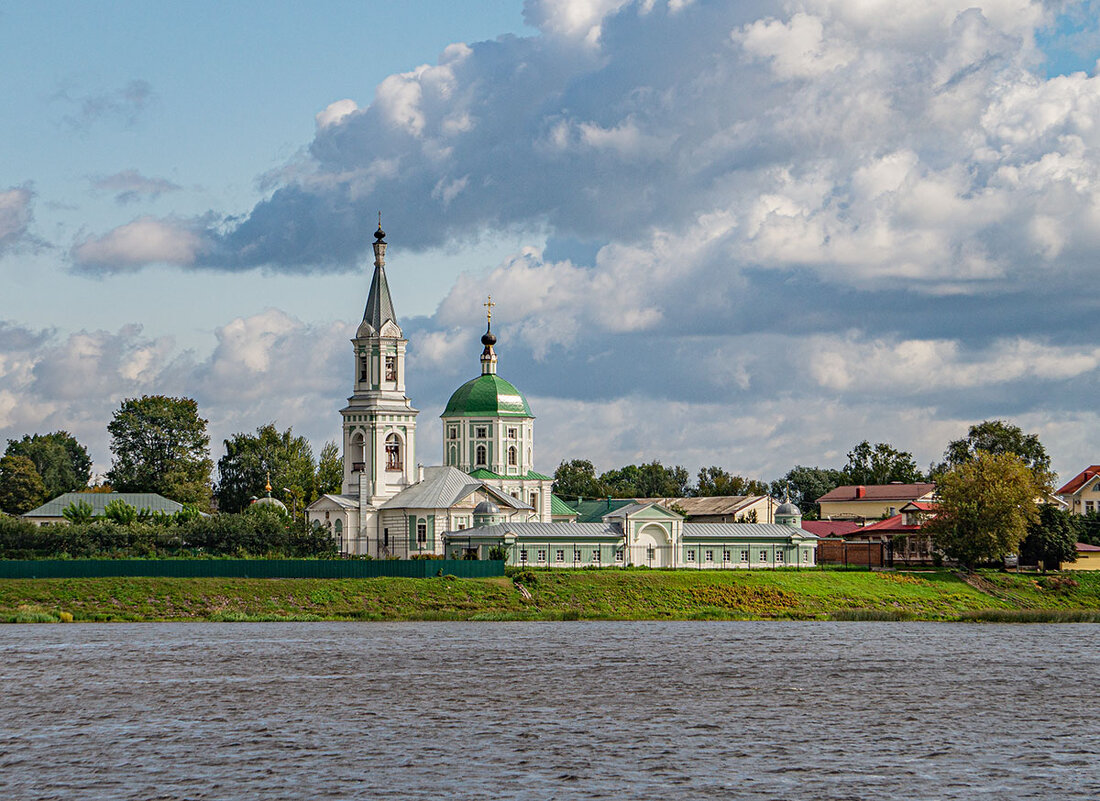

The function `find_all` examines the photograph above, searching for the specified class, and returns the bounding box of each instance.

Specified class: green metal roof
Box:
[468,468,552,481]
[550,494,578,517]
[567,498,641,523]
[23,492,184,518]
[441,374,533,418]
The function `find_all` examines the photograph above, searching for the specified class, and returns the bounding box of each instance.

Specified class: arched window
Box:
[507,446,517,467]
[448,445,457,466]
[334,519,343,552]
[385,433,402,471]
[351,432,366,472]
[475,444,487,467]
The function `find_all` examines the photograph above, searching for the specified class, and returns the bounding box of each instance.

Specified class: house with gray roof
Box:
[22,492,185,526]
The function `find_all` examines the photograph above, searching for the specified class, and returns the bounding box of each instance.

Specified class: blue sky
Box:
[3,0,1100,486]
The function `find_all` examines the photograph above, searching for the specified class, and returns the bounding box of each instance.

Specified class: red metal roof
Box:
[860,514,923,533]
[801,520,862,538]
[816,483,935,503]
[1076,542,1100,552]
[1056,466,1100,496]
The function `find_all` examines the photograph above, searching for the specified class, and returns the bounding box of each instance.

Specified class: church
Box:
[306,223,818,567]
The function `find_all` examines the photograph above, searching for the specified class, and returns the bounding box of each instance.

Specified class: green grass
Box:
[0,569,1098,623]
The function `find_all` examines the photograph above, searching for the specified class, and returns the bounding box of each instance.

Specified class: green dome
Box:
[441,374,533,418]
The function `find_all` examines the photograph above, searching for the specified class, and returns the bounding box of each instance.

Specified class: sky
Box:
[3,0,1100,488]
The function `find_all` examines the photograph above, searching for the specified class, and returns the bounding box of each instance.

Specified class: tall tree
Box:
[693,466,768,497]
[938,419,1051,476]
[924,451,1046,571]
[0,455,47,514]
[5,431,92,496]
[106,395,213,507]
[770,466,846,520]
[1020,505,1077,571]
[315,440,343,497]
[842,440,923,485]
[599,461,690,498]
[215,423,316,514]
[552,459,606,499]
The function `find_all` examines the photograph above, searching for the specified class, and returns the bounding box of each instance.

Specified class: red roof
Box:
[1076,542,1100,552]
[902,501,939,512]
[801,520,862,538]
[816,483,935,503]
[859,514,925,534]
[1057,466,1100,496]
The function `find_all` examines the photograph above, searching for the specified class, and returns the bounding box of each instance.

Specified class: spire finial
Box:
[484,295,495,328]
[265,471,273,496]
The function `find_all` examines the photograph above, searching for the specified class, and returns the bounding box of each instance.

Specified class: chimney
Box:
[418,463,425,481]
[855,486,865,498]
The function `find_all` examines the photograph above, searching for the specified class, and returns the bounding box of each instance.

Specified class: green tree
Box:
[62,499,95,523]
[215,423,316,514]
[693,466,768,497]
[106,395,213,507]
[599,461,690,498]
[937,419,1051,476]
[0,455,47,514]
[1020,504,1077,571]
[102,498,139,525]
[842,440,923,485]
[5,431,92,497]
[316,440,342,497]
[552,459,606,499]
[1073,510,1100,546]
[925,451,1046,571]
[769,466,845,520]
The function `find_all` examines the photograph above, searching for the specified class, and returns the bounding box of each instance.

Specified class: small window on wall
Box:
[508,446,517,467]
[475,426,488,438]
[776,551,784,563]
[416,521,427,545]
[358,355,368,382]
[759,551,768,562]
[705,550,713,562]
[448,426,458,439]
[519,549,529,564]
[686,549,695,562]
[722,550,731,563]
[573,549,582,563]
[507,427,518,439]
[385,355,397,381]
[1088,501,1096,514]
[740,550,749,562]
[555,549,565,563]
[530,492,538,508]
[537,549,547,563]
[615,549,624,562]
[592,548,601,563]
[475,445,487,467]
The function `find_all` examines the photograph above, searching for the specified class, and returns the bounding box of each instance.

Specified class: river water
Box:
[1,622,1097,800]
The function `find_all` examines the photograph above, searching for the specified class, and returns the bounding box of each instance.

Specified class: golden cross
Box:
[484,295,494,325]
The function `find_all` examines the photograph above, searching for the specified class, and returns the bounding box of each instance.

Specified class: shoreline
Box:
[3,568,1099,623]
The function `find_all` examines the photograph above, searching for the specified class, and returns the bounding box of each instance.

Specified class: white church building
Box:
[307,223,817,567]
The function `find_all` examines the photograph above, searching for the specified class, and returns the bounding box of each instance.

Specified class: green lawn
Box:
[2,569,1099,623]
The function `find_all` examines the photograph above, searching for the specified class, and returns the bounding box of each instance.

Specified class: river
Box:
[1,621,1097,799]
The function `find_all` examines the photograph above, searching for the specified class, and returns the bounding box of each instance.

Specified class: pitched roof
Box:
[1076,542,1100,552]
[603,502,679,519]
[565,498,641,523]
[859,514,923,533]
[636,496,769,516]
[816,483,936,503]
[23,492,184,518]
[1057,466,1100,496]
[468,468,552,481]
[801,520,863,538]
[683,523,817,540]
[381,466,532,511]
[360,262,397,335]
[550,494,577,517]
[307,494,360,511]
[441,521,816,541]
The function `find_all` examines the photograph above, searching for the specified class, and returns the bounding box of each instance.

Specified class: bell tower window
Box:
[475,444,487,467]
[385,433,402,471]
[508,446,517,467]
[358,355,368,383]
[385,355,397,382]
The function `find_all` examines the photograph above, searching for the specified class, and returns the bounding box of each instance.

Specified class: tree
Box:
[599,461,691,498]
[316,440,342,497]
[5,431,92,497]
[102,499,139,525]
[62,499,95,523]
[769,466,845,520]
[938,419,1051,476]
[106,396,213,507]
[0,455,47,514]
[693,466,768,497]
[552,459,606,499]
[1020,505,1077,571]
[924,451,1046,571]
[215,423,316,514]
[842,440,923,485]
[1073,510,1100,547]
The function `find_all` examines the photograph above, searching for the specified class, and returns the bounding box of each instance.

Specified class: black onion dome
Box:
[481,327,497,347]
[375,225,386,241]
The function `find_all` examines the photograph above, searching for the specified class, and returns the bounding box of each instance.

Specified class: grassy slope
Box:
[2,570,1099,623]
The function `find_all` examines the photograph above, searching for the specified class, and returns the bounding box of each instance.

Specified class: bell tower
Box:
[340,216,418,505]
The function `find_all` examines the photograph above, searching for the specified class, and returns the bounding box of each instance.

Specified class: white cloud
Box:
[0,185,35,256]
[71,217,203,271]
[316,99,359,130]
[89,170,181,204]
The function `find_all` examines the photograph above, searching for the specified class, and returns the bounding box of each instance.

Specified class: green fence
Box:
[0,559,504,580]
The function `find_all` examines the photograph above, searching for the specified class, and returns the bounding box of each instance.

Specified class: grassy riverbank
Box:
[3,568,1100,623]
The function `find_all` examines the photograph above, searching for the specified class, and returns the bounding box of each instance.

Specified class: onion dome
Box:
[776,500,801,517]
[442,374,533,418]
[250,474,288,513]
[474,501,501,515]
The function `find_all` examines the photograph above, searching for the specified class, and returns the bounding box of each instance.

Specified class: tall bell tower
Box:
[340,217,418,505]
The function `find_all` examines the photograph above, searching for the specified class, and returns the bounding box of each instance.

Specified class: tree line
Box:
[0,395,342,516]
